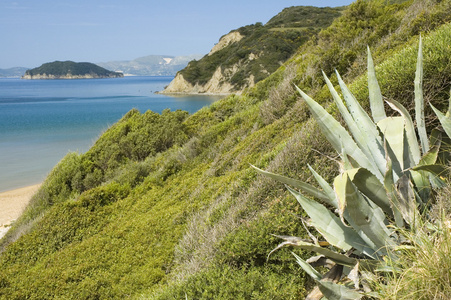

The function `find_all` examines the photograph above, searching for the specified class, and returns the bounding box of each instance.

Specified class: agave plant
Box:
[254,37,451,299]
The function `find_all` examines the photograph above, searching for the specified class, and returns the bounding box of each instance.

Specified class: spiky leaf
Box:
[251,165,332,205]
[346,168,392,217]
[367,46,386,123]
[336,172,394,253]
[415,35,429,153]
[286,186,371,254]
[296,85,380,178]
[385,99,421,164]
[271,235,357,267]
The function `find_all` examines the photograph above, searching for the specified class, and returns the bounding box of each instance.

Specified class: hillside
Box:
[2,0,451,299]
[161,6,345,95]
[97,54,203,76]
[22,61,124,79]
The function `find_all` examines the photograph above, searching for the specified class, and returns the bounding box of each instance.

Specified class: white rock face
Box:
[208,31,244,56]
[160,30,256,95]
[161,64,248,95]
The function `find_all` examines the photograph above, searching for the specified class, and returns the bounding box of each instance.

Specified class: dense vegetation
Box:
[2,0,451,298]
[179,6,344,90]
[24,61,123,78]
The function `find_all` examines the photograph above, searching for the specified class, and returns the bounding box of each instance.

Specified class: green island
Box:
[22,61,124,79]
[3,0,451,299]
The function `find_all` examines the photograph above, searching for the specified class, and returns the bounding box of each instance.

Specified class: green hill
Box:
[22,61,124,79]
[162,6,344,94]
[2,0,451,298]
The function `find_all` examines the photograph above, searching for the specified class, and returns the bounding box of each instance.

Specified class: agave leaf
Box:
[335,70,380,139]
[286,186,374,255]
[430,103,451,139]
[385,99,421,165]
[333,172,382,258]
[410,133,442,202]
[336,71,386,179]
[395,174,420,226]
[251,165,332,206]
[334,174,349,225]
[323,71,380,175]
[412,164,448,177]
[384,159,405,228]
[296,85,380,178]
[409,169,431,205]
[346,168,392,217]
[377,117,406,170]
[367,46,386,123]
[271,235,357,267]
[447,89,451,118]
[341,139,356,172]
[307,164,338,209]
[292,253,364,299]
[318,280,364,300]
[415,35,429,153]
[337,172,394,252]
[292,252,322,281]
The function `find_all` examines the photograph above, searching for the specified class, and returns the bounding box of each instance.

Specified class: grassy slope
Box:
[2,0,451,299]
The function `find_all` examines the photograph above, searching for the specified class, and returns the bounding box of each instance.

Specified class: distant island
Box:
[22,61,124,79]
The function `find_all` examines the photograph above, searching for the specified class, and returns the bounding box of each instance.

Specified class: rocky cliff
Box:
[162,32,247,95]
[160,6,344,95]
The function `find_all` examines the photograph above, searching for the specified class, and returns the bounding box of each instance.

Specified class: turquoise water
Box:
[0,77,222,192]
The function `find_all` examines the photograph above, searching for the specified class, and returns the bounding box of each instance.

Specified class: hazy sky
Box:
[0,0,355,68]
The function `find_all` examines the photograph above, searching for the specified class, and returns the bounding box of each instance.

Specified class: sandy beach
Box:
[0,184,41,239]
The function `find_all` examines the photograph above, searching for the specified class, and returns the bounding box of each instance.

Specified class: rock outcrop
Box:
[208,31,244,56]
[160,6,344,95]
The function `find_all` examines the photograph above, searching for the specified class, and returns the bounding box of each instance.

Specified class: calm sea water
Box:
[0,76,223,192]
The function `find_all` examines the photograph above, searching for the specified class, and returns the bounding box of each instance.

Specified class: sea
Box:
[0,76,223,192]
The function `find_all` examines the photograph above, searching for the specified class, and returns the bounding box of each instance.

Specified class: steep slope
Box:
[161,6,345,95]
[2,0,451,299]
[97,54,203,76]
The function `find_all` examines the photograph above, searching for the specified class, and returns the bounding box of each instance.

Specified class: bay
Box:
[0,76,223,192]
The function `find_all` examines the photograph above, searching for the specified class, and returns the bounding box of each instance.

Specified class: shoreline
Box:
[0,184,41,239]
[156,91,233,96]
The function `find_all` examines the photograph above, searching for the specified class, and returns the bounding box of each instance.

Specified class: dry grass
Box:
[372,185,451,300]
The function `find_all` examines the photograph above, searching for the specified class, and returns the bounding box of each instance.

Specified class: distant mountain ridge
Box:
[97,54,203,76]
[0,67,28,78]
[22,61,123,79]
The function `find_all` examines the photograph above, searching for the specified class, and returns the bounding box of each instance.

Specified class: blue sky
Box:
[0,0,355,68]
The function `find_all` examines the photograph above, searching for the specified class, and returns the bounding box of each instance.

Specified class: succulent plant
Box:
[254,37,450,299]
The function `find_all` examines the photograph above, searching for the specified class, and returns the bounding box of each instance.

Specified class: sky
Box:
[0,0,355,69]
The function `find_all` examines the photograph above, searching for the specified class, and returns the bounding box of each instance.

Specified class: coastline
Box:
[156,90,233,96]
[0,184,41,239]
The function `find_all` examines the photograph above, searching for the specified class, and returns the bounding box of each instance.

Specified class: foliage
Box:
[371,186,451,299]
[2,1,451,299]
[24,61,122,77]
[256,37,450,298]
[179,6,344,90]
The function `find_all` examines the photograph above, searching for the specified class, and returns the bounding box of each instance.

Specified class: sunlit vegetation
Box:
[179,6,344,90]
[1,0,451,299]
